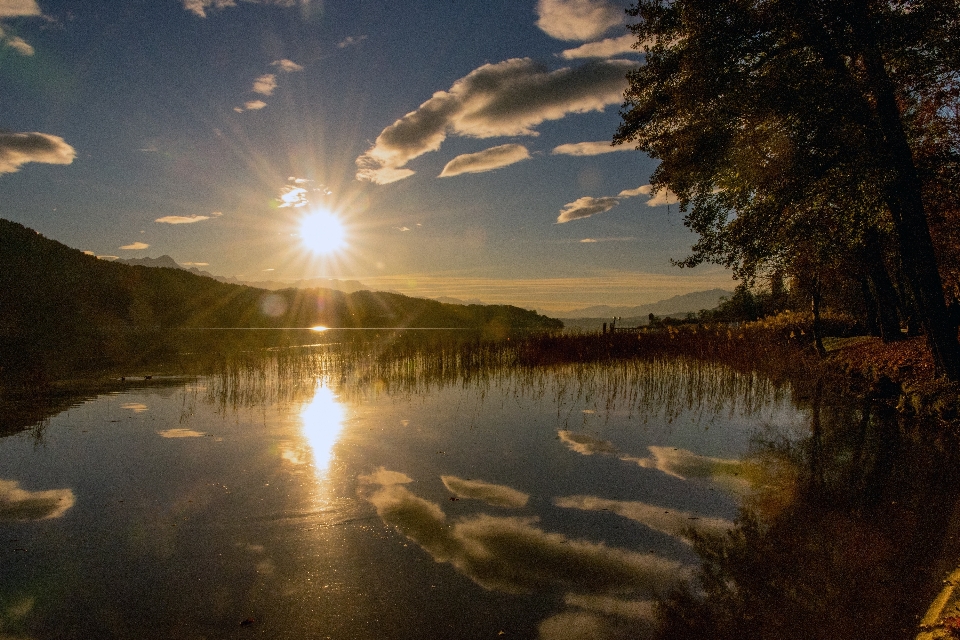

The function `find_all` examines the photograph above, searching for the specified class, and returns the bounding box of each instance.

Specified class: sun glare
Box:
[300,210,347,255]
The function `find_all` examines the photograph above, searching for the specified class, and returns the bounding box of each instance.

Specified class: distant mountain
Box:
[0,219,562,376]
[433,296,487,306]
[115,255,183,269]
[550,288,733,319]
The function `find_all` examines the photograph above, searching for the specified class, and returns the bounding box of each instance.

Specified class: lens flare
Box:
[300,210,346,255]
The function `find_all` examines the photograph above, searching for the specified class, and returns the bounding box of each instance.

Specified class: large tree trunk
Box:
[850,8,960,379]
[863,229,903,342]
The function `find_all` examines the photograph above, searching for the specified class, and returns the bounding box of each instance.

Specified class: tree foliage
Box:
[616,0,960,378]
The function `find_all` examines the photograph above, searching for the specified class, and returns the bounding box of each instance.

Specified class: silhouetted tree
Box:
[616,0,960,378]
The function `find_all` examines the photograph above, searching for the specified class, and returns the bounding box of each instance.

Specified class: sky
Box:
[0,0,734,313]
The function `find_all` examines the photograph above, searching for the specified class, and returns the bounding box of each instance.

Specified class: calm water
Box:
[1,353,957,639]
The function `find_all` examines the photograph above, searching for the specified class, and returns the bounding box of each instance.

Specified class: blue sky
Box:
[0,0,732,312]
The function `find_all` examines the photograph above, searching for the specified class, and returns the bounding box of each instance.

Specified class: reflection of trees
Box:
[657,383,960,640]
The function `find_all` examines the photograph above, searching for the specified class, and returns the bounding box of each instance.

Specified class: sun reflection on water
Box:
[299,385,346,476]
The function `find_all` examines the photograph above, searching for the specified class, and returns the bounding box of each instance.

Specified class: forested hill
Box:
[0,219,561,345]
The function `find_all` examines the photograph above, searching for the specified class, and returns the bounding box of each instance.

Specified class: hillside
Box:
[0,219,561,376]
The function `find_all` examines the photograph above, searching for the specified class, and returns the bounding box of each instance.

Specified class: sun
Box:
[300,210,347,255]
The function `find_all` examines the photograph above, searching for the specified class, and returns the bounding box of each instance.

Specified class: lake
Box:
[1,339,958,639]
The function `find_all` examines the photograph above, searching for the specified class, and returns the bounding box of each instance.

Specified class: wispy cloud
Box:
[552,140,632,156]
[618,184,678,206]
[1,479,75,521]
[557,196,620,223]
[579,236,634,243]
[271,58,303,72]
[182,0,304,18]
[337,35,367,49]
[557,184,678,223]
[2,30,33,55]
[0,132,76,175]
[155,213,219,224]
[356,57,634,184]
[0,1,42,54]
[252,73,277,95]
[535,0,624,41]
[120,242,149,250]
[439,144,530,178]
[560,34,638,60]
[181,261,209,266]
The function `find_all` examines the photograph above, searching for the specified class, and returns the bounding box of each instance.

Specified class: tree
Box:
[615,0,960,379]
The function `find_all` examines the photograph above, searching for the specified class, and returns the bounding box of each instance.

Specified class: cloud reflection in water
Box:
[358,468,688,596]
[0,479,75,521]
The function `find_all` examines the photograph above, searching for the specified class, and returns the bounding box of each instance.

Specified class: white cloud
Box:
[155,214,213,224]
[120,242,149,250]
[0,479,75,521]
[441,475,530,508]
[0,132,76,175]
[552,140,632,156]
[439,144,530,177]
[182,261,209,266]
[4,33,33,55]
[271,58,303,72]
[182,0,304,18]
[252,73,277,95]
[97,255,119,261]
[337,35,367,48]
[535,0,624,41]
[561,33,638,59]
[618,184,678,206]
[356,57,634,184]
[240,99,267,111]
[556,196,620,223]
[0,0,41,18]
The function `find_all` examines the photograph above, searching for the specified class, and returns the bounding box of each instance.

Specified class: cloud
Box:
[441,475,530,508]
[555,495,734,543]
[618,184,679,206]
[271,58,303,72]
[439,144,530,178]
[356,57,634,184]
[155,214,215,224]
[360,470,688,596]
[337,35,367,48]
[560,34,638,59]
[4,33,33,55]
[97,255,119,261]
[0,0,41,17]
[556,196,620,223]
[182,0,304,18]
[181,261,209,266]
[0,479,75,521]
[535,0,624,41]
[278,185,308,208]
[0,132,76,175]
[552,140,632,156]
[238,99,267,112]
[120,242,149,250]
[252,73,277,95]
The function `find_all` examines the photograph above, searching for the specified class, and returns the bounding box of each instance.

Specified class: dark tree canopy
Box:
[616,0,960,379]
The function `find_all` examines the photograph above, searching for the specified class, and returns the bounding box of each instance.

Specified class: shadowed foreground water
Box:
[1,353,957,639]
